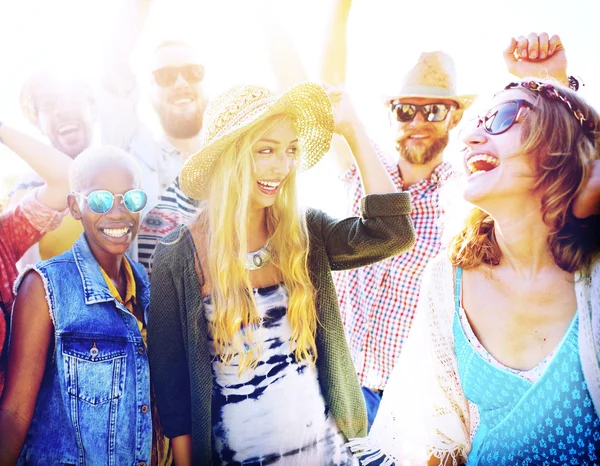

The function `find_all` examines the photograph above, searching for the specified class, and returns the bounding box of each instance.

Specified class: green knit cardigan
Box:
[147,192,415,465]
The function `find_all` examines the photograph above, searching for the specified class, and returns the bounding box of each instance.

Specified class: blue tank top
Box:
[453,267,600,465]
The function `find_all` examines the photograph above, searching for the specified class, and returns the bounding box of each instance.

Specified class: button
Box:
[137,346,145,355]
[141,404,149,414]
[138,462,147,466]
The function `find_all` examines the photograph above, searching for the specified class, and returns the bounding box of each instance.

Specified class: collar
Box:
[72,234,149,312]
[429,161,455,184]
[391,160,455,190]
[158,137,182,156]
[100,256,137,309]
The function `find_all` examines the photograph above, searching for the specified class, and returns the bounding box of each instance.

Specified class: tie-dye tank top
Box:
[205,283,357,466]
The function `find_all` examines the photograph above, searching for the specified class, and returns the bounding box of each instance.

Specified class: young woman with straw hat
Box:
[147,82,416,465]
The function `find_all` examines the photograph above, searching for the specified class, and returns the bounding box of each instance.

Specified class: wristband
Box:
[568,76,582,92]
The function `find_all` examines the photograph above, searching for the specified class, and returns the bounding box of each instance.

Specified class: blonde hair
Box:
[448,80,600,273]
[69,145,141,193]
[192,114,317,373]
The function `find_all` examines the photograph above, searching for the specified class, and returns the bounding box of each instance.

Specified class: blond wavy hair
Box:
[191,114,317,373]
[448,80,600,273]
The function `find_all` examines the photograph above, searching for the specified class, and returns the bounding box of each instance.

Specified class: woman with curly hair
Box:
[351,78,600,465]
[147,83,416,465]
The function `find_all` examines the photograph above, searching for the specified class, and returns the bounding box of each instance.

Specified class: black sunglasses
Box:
[390,102,456,123]
[469,99,533,135]
[152,64,205,87]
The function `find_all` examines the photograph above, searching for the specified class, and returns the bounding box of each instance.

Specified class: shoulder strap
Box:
[454,266,463,313]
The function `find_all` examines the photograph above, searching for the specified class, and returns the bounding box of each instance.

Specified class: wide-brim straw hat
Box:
[383,51,476,110]
[180,82,334,200]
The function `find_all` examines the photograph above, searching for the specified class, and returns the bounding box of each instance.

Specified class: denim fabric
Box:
[361,387,383,433]
[15,234,152,466]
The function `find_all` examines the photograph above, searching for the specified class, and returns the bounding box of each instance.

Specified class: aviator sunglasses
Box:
[467,99,533,136]
[152,64,205,87]
[74,189,148,214]
[390,102,456,123]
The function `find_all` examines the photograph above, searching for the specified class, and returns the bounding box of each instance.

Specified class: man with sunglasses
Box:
[331,50,474,430]
[318,2,476,430]
[99,1,207,271]
[100,0,207,210]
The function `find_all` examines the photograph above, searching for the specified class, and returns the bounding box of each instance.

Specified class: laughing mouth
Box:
[101,227,131,238]
[257,180,281,194]
[466,153,500,174]
[170,95,196,105]
[56,123,80,136]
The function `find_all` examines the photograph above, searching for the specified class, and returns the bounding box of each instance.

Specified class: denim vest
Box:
[14,234,152,466]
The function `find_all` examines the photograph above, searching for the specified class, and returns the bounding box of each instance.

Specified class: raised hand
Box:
[503,33,568,85]
[323,84,360,137]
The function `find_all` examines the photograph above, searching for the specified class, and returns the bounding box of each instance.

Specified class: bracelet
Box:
[568,76,582,92]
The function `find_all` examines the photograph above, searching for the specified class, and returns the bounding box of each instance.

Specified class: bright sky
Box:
[1,0,599,210]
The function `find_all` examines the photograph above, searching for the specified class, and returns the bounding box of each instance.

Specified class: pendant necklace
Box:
[244,240,272,270]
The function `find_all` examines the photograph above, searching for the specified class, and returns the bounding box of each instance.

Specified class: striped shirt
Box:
[332,152,455,390]
[137,176,199,275]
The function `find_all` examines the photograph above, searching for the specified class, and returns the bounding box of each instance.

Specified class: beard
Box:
[396,133,449,165]
[156,102,204,139]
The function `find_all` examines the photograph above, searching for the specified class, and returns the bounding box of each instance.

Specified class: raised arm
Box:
[98,0,152,149]
[0,124,71,210]
[502,33,600,218]
[503,32,568,84]
[102,0,152,97]
[573,159,600,218]
[319,0,352,87]
[0,271,54,464]
[259,0,310,92]
[320,0,356,176]
[310,193,414,271]
[327,87,395,195]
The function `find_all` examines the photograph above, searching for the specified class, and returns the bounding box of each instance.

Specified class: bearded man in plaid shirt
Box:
[323,7,476,427]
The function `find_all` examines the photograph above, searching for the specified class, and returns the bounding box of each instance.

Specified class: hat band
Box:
[394,85,459,98]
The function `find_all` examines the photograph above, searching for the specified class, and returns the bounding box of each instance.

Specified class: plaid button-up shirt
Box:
[333,153,455,390]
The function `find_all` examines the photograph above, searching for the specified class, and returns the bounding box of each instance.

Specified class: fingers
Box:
[516,35,529,58]
[503,37,518,62]
[526,32,539,59]
[322,84,344,105]
[514,32,562,60]
[548,34,564,55]
[537,32,549,59]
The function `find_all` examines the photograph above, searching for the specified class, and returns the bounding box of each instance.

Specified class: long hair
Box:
[448,80,600,273]
[192,113,317,374]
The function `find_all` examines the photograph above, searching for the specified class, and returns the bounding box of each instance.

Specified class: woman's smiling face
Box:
[460,89,537,210]
[250,119,299,210]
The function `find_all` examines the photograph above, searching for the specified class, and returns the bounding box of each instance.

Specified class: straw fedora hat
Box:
[180,82,334,200]
[384,51,476,110]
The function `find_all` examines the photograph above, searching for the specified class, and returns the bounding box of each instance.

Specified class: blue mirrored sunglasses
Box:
[74,189,148,214]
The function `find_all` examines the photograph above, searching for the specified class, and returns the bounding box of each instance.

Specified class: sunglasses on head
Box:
[390,102,456,123]
[74,189,148,214]
[470,99,533,135]
[152,64,205,87]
